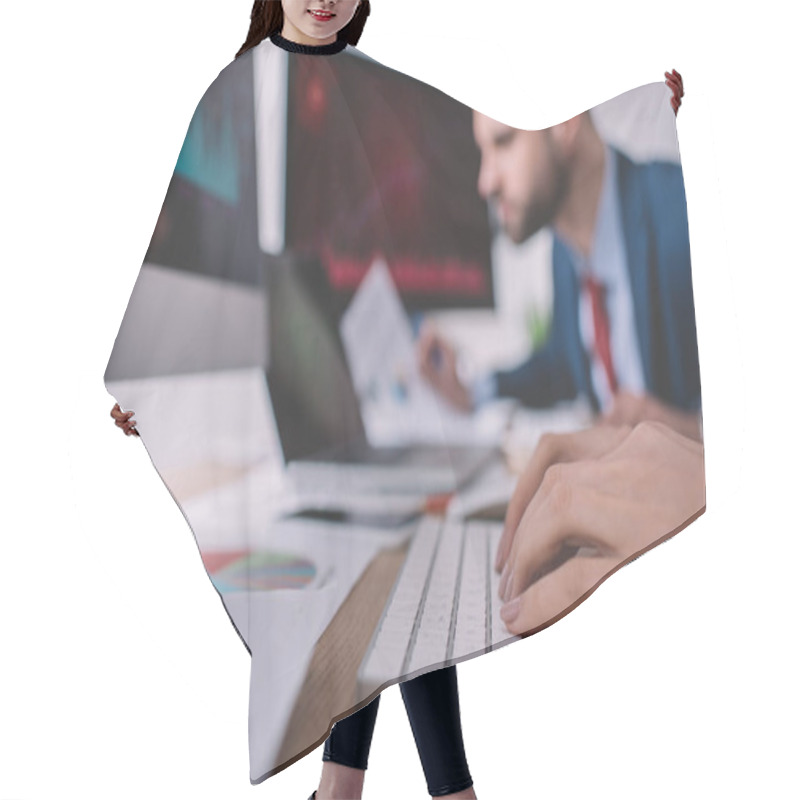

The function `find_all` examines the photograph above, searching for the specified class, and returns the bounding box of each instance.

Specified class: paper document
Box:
[339,257,512,446]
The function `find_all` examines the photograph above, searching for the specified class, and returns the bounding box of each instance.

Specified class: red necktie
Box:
[582,274,618,395]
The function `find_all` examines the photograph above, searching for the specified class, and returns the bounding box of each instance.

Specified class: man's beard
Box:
[515,162,569,244]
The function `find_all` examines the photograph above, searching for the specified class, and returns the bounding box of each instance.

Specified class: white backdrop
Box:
[2,1,798,798]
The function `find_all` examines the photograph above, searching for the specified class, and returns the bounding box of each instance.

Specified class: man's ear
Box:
[548,113,585,159]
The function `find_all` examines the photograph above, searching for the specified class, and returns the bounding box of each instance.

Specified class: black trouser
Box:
[323,665,473,797]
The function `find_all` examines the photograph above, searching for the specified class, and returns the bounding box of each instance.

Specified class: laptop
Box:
[262,252,500,495]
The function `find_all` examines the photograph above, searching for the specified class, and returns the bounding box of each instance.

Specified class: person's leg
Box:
[400,665,476,798]
[315,695,381,800]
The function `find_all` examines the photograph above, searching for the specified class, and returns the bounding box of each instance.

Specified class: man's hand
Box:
[665,68,684,115]
[602,390,702,442]
[416,319,474,413]
[497,421,705,636]
[495,423,633,573]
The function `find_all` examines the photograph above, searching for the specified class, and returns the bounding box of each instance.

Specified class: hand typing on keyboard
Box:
[495,423,634,573]
[495,421,705,636]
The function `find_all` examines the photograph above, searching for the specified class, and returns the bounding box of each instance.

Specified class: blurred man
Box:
[418,86,701,441]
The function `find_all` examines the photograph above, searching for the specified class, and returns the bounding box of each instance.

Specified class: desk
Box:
[109,370,593,778]
[274,543,409,770]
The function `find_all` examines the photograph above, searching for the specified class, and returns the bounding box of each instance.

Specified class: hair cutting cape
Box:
[105,35,705,784]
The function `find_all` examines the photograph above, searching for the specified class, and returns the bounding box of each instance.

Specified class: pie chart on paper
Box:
[205,550,317,592]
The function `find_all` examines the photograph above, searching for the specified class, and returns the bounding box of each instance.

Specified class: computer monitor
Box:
[143,53,262,288]
[282,49,494,312]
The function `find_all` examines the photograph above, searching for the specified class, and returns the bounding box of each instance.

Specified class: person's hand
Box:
[602,390,702,442]
[665,68,684,115]
[416,319,473,413]
[497,421,705,636]
[110,402,139,436]
[495,423,633,573]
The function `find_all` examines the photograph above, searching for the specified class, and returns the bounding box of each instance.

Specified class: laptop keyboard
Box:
[358,515,521,695]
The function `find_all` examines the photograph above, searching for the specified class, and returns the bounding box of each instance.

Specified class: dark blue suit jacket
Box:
[493,148,702,413]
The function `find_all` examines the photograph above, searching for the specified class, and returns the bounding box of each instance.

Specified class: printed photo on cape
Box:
[104,34,704,783]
